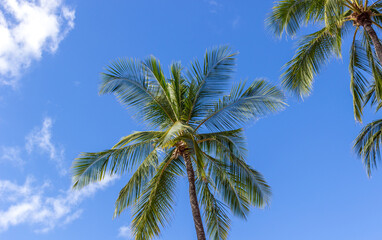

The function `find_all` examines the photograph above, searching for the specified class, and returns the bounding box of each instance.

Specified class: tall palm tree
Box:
[71,46,286,240]
[268,0,382,122]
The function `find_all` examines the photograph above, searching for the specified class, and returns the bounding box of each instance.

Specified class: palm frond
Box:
[185,46,237,124]
[203,152,250,218]
[350,34,369,122]
[114,148,159,217]
[72,132,162,189]
[100,58,176,128]
[169,62,187,120]
[354,119,382,176]
[197,180,230,240]
[132,153,184,240]
[267,0,326,37]
[282,26,341,97]
[196,80,285,132]
[202,136,271,207]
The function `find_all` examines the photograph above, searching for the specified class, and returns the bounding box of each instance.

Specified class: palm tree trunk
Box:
[184,154,206,240]
[364,24,382,64]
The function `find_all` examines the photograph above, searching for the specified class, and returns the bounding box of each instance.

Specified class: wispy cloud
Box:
[205,0,221,14]
[118,225,133,239]
[0,146,24,167]
[0,0,75,86]
[26,117,66,175]
[232,16,240,29]
[0,175,116,233]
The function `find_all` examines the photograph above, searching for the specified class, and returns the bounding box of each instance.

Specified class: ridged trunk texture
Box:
[184,154,206,240]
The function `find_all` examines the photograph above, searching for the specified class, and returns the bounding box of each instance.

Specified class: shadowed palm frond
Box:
[114,148,159,217]
[354,119,382,176]
[72,131,163,189]
[197,180,230,240]
[132,153,184,240]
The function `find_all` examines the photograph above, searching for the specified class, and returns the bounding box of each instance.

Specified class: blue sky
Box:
[0,0,382,239]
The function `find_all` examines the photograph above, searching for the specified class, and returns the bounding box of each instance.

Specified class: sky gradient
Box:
[0,0,382,239]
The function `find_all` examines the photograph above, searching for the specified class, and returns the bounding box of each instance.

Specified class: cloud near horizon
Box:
[0,0,75,86]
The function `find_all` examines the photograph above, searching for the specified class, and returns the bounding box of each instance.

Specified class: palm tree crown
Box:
[71,46,286,240]
[268,0,382,122]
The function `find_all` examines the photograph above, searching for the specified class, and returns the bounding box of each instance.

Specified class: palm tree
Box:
[268,0,382,122]
[71,46,286,240]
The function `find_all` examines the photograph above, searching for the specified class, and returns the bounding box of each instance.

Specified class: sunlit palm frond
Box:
[185,46,237,124]
[100,58,176,128]
[196,80,285,132]
[72,132,160,189]
[267,0,326,37]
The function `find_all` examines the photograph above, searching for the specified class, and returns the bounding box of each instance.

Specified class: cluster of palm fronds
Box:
[72,46,285,240]
[268,0,382,176]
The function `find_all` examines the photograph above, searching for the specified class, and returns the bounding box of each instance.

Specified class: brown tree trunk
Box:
[364,24,382,64]
[183,154,206,240]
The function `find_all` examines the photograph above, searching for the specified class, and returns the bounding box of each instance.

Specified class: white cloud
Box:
[118,225,133,239]
[26,117,66,175]
[0,0,75,86]
[0,146,24,167]
[0,175,116,233]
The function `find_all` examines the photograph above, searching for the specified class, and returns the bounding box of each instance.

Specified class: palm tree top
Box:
[71,46,286,240]
[267,0,382,123]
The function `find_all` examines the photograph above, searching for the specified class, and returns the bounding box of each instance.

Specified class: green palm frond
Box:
[282,27,342,97]
[203,152,250,218]
[350,36,369,122]
[197,129,247,161]
[354,119,382,176]
[267,0,326,37]
[132,153,184,240]
[73,46,284,240]
[185,46,237,124]
[197,180,230,240]
[114,148,159,217]
[169,62,187,120]
[196,80,285,132]
[100,58,176,128]
[72,132,161,189]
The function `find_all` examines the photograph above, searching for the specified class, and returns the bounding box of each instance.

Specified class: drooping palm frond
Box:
[354,119,382,176]
[114,148,159,217]
[267,0,326,37]
[72,131,163,189]
[197,180,230,240]
[196,80,285,132]
[132,153,184,240]
[282,27,342,97]
[350,36,369,122]
[203,152,250,218]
